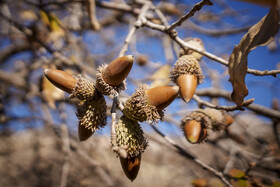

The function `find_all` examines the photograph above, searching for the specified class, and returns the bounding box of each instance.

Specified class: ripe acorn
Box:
[96,55,134,95]
[43,69,77,94]
[120,154,141,182]
[171,55,204,103]
[181,108,231,143]
[183,120,207,144]
[123,85,179,123]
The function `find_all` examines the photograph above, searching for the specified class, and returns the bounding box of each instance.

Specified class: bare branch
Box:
[150,124,232,187]
[166,0,213,32]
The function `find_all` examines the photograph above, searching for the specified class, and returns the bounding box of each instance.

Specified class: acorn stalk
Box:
[43,69,77,93]
[120,154,141,182]
[96,55,134,95]
[123,85,179,123]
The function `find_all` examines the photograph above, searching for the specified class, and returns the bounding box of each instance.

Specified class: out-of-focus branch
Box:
[165,0,213,32]
[0,70,27,89]
[0,43,30,64]
[150,124,232,187]
[186,21,251,36]
[193,94,254,111]
[196,88,280,120]
[118,1,151,57]
[86,0,101,31]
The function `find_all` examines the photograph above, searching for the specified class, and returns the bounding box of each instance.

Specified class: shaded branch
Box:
[150,124,232,187]
[196,88,280,120]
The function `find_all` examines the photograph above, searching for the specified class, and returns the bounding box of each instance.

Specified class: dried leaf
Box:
[150,65,171,88]
[229,169,246,179]
[228,7,279,106]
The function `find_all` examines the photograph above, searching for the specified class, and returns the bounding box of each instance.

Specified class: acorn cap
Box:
[96,55,133,95]
[179,38,204,61]
[123,85,161,123]
[183,120,207,144]
[145,85,179,111]
[197,108,227,131]
[76,90,107,141]
[177,74,198,103]
[114,115,148,158]
[70,75,96,101]
[120,154,141,182]
[171,55,203,84]
[43,69,77,93]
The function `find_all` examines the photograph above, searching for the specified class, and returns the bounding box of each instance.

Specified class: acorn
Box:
[43,69,77,94]
[96,55,134,95]
[179,38,205,61]
[136,55,148,66]
[181,108,230,144]
[120,154,141,182]
[183,120,207,144]
[170,55,204,103]
[114,115,148,158]
[76,90,107,141]
[123,85,179,123]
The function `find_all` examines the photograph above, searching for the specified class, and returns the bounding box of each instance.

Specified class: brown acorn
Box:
[145,85,179,111]
[181,108,232,143]
[43,69,77,93]
[176,74,198,103]
[170,55,204,103]
[96,55,134,95]
[120,154,141,182]
[123,85,179,123]
[183,120,207,143]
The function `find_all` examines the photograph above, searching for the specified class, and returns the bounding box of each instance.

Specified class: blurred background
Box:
[0,0,279,186]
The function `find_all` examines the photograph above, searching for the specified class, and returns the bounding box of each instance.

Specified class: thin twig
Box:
[86,0,101,30]
[141,18,280,76]
[118,1,151,57]
[196,88,280,120]
[165,0,213,32]
[150,124,232,187]
[192,94,254,111]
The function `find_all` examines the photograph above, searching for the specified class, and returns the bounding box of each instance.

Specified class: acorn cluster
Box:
[43,38,234,182]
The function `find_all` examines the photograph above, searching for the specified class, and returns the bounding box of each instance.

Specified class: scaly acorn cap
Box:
[43,69,77,94]
[123,85,179,123]
[183,120,207,144]
[96,55,134,95]
[181,108,230,143]
[114,115,148,158]
[76,90,107,141]
[70,75,96,101]
[179,38,204,61]
[120,154,141,182]
[170,55,204,102]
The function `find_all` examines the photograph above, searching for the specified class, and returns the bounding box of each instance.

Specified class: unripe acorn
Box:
[170,55,204,103]
[43,69,77,93]
[120,154,141,182]
[123,85,179,123]
[96,55,134,95]
[183,120,207,143]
